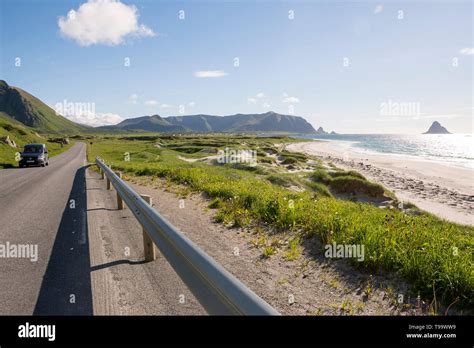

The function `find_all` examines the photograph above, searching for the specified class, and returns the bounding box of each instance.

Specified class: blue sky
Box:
[0,0,472,133]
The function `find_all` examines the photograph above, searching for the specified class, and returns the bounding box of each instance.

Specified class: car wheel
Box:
[41,163,45,167]
[46,162,49,166]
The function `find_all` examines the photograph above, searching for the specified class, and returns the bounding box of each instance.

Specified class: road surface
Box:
[0,143,88,314]
[0,142,204,315]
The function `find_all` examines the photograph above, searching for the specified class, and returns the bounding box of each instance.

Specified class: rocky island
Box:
[423,121,451,134]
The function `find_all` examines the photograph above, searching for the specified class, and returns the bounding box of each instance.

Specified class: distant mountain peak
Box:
[423,121,451,134]
[316,126,328,135]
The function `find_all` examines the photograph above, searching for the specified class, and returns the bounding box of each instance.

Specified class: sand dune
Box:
[287,141,473,226]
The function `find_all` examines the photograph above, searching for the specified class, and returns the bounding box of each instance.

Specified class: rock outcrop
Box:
[423,121,451,134]
[0,135,17,148]
[315,127,328,135]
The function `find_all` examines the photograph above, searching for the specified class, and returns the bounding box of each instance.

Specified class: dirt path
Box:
[123,175,426,315]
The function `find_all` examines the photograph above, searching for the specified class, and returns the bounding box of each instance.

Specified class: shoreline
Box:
[287,141,474,226]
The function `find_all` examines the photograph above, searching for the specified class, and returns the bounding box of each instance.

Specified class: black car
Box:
[19,144,49,167]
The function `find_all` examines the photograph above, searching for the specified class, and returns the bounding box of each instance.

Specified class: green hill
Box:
[0,80,88,134]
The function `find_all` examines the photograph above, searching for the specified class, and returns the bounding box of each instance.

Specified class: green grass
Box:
[284,237,302,261]
[262,245,276,258]
[330,170,366,180]
[88,135,474,309]
[208,197,223,209]
[266,174,300,188]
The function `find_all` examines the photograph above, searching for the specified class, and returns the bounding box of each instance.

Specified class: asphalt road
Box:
[0,142,204,315]
[0,142,88,314]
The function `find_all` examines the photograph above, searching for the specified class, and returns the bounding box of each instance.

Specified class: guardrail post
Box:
[100,167,105,179]
[106,177,111,190]
[116,172,124,210]
[141,194,157,262]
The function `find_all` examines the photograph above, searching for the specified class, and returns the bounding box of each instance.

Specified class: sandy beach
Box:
[287,141,474,226]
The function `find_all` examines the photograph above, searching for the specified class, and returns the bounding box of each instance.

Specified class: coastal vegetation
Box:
[87,134,474,310]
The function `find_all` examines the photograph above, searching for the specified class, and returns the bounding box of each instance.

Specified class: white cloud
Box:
[374,5,383,14]
[160,103,172,108]
[188,101,195,107]
[194,70,228,78]
[66,111,123,127]
[262,102,271,109]
[145,100,159,106]
[282,96,300,103]
[256,92,265,98]
[460,48,474,55]
[282,92,288,98]
[137,24,155,37]
[58,0,155,46]
[247,97,257,104]
[128,94,138,104]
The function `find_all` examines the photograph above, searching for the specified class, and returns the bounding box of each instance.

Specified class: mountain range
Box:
[0,80,322,135]
[99,112,318,134]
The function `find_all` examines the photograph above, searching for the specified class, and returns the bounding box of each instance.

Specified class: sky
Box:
[0,0,472,133]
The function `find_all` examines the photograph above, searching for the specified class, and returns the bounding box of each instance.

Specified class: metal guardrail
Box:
[95,157,280,315]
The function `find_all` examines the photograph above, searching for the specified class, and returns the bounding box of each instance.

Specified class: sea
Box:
[298,134,474,170]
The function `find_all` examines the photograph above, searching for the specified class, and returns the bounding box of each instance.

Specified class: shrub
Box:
[329,176,385,198]
[280,151,307,161]
[306,181,332,197]
[266,174,299,188]
[311,169,332,184]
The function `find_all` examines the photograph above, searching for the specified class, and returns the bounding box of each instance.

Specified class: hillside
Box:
[0,112,72,168]
[0,80,87,134]
[100,111,317,133]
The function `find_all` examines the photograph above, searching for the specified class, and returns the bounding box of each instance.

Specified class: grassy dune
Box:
[87,134,473,310]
